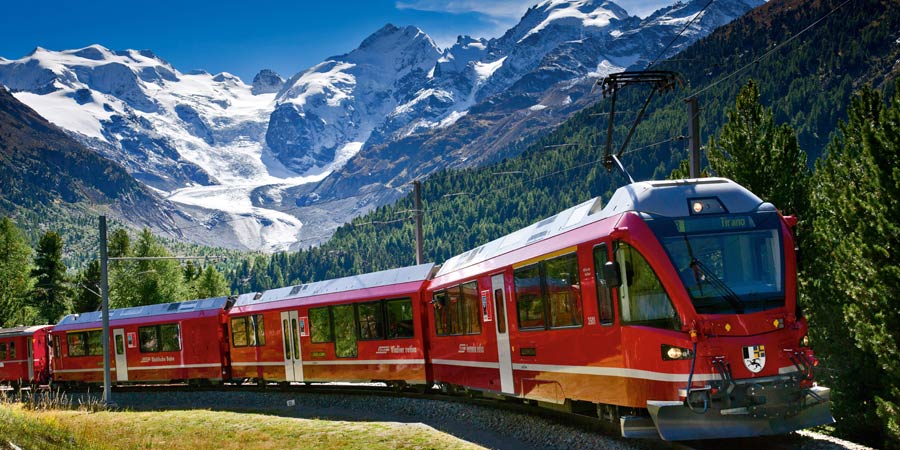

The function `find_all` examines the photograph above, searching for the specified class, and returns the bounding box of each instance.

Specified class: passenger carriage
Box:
[227,264,435,387]
[0,325,52,385]
[50,297,231,385]
[427,178,833,440]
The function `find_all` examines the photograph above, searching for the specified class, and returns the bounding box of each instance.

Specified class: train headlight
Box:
[662,344,693,361]
[800,335,810,347]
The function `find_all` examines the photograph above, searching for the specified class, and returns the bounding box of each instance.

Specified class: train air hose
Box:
[686,341,709,414]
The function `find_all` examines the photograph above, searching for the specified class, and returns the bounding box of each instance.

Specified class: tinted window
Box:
[546,254,582,328]
[593,245,615,325]
[433,290,450,336]
[0,343,5,360]
[515,264,545,329]
[310,307,333,343]
[139,323,181,353]
[515,253,583,330]
[357,301,385,340]
[462,281,481,334]
[333,304,357,358]
[386,298,415,339]
[616,243,678,328]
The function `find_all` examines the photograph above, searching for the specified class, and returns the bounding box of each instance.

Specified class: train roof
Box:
[54,296,230,330]
[234,263,436,308]
[0,325,52,337]
[435,178,765,278]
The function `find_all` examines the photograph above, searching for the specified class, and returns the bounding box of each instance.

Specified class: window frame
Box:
[593,244,616,326]
[66,330,103,357]
[138,323,182,353]
[433,281,482,337]
[356,300,386,341]
[231,315,266,348]
[309,306,334,343]
[614,242,680,330]
[385,297,415,339]
[514,252,584,331]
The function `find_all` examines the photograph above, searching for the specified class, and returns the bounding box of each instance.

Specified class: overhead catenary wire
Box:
[687,0,852,99]
[646,0,716,70]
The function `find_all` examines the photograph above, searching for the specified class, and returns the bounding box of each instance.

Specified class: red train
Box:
[0,325,52,385]
[0,178,833,441]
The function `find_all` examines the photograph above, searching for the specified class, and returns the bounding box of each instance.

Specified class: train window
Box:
[333,304,358,358]
[515,263,545,329]
[448,286,466,335]
[433,290,451,336]
[251,315,266,346]
[462,281,481,334]
[139,323,182,353]
[310,307,334,343]
[231,315,265,347]
[494,289,506,334]
[386,298,415,339]
[0,342,5,359]
[593,245,615,325]
[546,253,582,328]
[232,317,249,347]
[67,333,85,357]
[357,301,385,340]
[66,331,103,357]
[9,342,14,359]
[615,243,679,329]
[282,319,291,359]
[291,319,300,360]
[515,254,584,330]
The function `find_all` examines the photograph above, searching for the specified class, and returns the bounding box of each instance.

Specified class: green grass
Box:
[0,404,483,450]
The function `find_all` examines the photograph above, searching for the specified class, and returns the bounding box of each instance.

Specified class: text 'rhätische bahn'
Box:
[0,178,834,441]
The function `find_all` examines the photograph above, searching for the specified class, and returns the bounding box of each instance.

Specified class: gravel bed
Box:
[64,389,868,450]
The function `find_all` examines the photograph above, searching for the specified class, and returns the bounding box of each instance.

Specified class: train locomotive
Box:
[0,177,833,440]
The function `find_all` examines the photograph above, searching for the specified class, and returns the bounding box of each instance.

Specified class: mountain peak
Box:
[357,24,436,53]
[251,69,284,95]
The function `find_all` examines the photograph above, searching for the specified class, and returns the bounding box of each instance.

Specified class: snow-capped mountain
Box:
[0,0,762,252]
[304,0,763,202]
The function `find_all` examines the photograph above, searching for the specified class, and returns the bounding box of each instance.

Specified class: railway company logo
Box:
[742,345,766,373]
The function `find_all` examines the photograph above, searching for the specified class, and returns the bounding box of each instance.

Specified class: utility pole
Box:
[413,180,424,265]
[99,216,113,406]
[686,96,701,178]
[97,218,226,406]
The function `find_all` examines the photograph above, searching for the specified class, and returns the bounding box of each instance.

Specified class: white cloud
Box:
[395,0,536,19]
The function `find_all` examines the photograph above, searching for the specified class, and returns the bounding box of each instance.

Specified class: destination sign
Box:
[674,215,756,233]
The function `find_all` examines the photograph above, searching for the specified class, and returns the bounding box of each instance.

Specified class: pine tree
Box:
[707,80,810,215]
[111,228,186,308]
[0,217,34,326]
[806,83,900,449]
[30,231,72,324]
[73,260,102,313]
[193,265,229,299]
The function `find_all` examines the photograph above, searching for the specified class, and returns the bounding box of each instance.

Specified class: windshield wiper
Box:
[691,259,745,314]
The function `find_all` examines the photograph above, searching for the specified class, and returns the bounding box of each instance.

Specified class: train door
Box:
[113,328,128,382]
[280,311,304,382]
[492,274,515,394]
[27,337,34,381]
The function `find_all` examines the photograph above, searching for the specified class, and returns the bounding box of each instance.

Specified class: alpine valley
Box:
[0,0,762,252]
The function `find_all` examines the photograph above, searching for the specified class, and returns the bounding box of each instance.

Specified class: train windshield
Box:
[648,211,785,314]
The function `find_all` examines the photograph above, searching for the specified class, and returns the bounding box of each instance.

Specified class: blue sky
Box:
[0,0,672,82]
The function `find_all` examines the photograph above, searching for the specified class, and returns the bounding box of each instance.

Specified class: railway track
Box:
[40,382,850,450]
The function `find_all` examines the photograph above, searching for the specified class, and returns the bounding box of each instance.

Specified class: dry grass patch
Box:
[18,407,483,450]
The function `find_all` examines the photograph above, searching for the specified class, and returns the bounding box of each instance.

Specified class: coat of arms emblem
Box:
[742,345,766,373]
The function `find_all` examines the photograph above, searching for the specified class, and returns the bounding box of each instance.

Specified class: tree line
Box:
[0,224,230,327]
